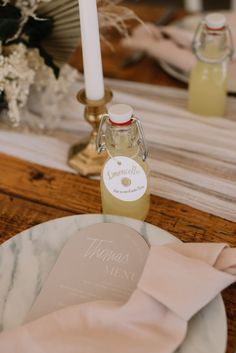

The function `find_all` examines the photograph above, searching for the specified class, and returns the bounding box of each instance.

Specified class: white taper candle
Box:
[78,0,105,100]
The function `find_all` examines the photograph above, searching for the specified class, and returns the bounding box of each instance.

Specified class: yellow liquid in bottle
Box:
[188,47,228,116]
[101,157,150,221]
[100,117,150,221]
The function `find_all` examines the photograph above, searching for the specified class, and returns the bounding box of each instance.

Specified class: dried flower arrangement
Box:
[0,0,136,127]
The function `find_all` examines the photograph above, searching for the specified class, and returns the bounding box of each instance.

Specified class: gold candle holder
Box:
[68,88,113,176]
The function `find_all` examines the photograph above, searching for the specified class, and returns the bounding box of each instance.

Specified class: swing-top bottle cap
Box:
[108,104,133,125]
[205,13,226,29]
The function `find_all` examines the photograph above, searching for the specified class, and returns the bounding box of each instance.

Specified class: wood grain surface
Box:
[0,2,235,352]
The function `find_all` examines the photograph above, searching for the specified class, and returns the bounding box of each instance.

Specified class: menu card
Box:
[27,222,149,322]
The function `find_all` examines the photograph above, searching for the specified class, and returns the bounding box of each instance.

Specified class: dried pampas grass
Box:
[98,0,139,36]
[38,0,138,65]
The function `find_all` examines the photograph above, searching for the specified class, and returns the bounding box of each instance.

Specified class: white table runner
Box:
[0,77,236,222]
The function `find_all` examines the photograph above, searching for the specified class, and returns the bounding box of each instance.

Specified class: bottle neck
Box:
[105,119,140,159]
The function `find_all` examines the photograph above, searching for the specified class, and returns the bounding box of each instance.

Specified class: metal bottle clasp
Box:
[96,114,109,154]
[96,114,148,161]
[133,117,148,161]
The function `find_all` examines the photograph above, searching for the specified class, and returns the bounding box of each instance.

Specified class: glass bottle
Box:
[96,104,150,221]
[188,13,234,116]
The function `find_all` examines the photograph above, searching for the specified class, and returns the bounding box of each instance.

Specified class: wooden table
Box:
[0,3,235,353]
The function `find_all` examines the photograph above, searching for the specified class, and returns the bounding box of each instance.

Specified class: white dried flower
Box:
[0,0,136,127]
[0,43,38,125]
[0,40,74,127]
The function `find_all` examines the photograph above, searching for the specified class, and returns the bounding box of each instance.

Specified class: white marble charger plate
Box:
[159,12,236,93]
[0,214,227,353]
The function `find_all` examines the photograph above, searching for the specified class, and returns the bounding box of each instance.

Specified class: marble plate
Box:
[0,214,227,353]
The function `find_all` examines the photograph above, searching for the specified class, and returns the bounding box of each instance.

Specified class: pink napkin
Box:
[0,243,235,353]
[122,14,236,72]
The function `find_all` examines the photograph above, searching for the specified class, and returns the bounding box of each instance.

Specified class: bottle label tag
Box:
[103,156,147,202]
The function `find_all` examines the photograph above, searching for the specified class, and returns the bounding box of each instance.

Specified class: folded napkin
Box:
[122,12,236,73]
[0,243,235,353]
[122,23,196,72]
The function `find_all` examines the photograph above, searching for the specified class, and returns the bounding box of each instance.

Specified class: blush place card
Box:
[27,223,149,322]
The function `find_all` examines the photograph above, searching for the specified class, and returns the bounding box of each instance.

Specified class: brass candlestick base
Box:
[68,88,113,176]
